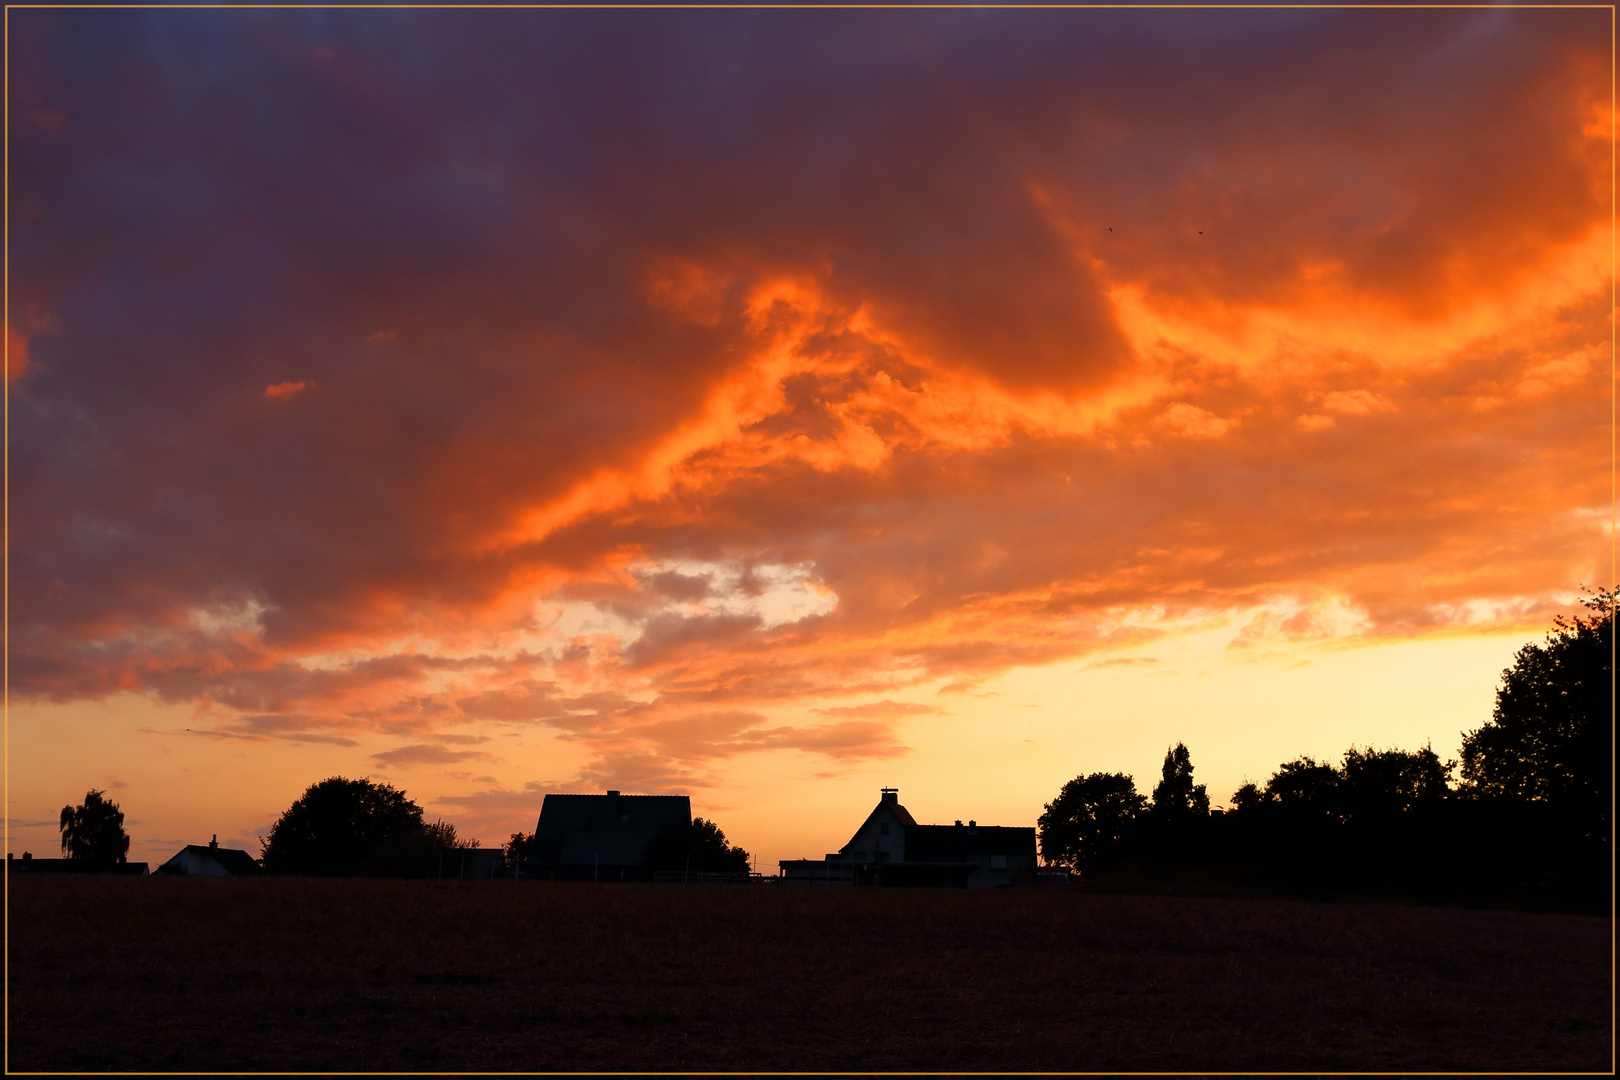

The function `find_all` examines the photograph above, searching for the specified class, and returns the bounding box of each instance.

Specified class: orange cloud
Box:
[9,6,1610,804]
[7,326,32,384]
[372,743,495,767]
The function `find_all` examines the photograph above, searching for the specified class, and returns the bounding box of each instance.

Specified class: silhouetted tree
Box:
[1460,589,1612,849]
[260,777,425,876]
[1038,772,1146,876]
[1229,782,1264,813]
[1151,743,1210,817]
[59,789,130,867]
[1228,745,1468,892]
[1261,755,1341,814]
[501,831,536,878]
[1339,744,1452,819]
[423,819,477,851]
[1225,755,1345,887]
[1145,743,1211,862]
[646,817,751,874]
[361,818,481,878]
[1336,744,1455,885]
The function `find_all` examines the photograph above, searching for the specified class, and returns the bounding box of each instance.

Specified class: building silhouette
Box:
[6,851,149,874]
[528,790,691,881]
[780,788,1037,887]
[157,836,260,876]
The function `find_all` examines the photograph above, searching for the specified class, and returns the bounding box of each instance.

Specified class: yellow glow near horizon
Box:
[9,626,1536,872]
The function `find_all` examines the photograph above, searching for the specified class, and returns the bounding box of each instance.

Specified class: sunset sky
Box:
[7,6,1612,870]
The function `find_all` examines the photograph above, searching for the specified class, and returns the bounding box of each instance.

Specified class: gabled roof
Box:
[840,797,917,853]
[534,792,692,866]
[159,845,260,876]
[202,846,260,875]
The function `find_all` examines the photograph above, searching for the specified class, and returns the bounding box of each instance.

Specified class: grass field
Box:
[6,877,1611,1073]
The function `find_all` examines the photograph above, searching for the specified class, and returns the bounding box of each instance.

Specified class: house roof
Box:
[160,845,260,875]
[904,824,1037,861]
[534,792,692,866]
[848,798,915,838]
[836,796,918,856]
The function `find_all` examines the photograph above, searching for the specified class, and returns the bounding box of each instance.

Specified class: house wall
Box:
[555,832,658,867]
[965,852,1037,888]
[778,859,854,885]
[838,806,909,863]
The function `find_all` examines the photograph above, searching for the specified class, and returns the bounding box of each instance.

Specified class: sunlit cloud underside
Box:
[7,7,1610,854]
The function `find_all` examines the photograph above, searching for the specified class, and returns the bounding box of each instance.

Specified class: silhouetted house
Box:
[779,788,1037,888]
[157,836,260,876]
[529,790,691,881]
[6,852,149,874]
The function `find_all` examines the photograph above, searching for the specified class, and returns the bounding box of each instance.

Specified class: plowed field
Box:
[6,877,1611,1072]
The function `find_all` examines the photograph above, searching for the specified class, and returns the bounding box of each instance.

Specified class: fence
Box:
[651,870,764,884]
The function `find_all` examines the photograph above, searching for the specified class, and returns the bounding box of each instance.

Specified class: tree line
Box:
[258,777,751,876]
[1038,591,1612,903]
[50,775,752,878]
[47,591,1609,895]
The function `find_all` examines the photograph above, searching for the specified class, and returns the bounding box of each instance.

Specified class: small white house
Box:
[157,836,260,876]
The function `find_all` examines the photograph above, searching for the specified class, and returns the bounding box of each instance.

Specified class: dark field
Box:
[7,878,1611,1073]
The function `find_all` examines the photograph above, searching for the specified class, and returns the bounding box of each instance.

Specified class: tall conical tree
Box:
[1146,743,1209,863]
[1151,743,1209,819]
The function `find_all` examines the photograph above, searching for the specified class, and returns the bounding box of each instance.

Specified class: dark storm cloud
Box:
[8,8,1609,791]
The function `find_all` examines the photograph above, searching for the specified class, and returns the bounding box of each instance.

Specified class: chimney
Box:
[607,790,620,798]
[209,835,218,850]
[880,787,899,804]
[968,820,976,828]
[955,820,963,827]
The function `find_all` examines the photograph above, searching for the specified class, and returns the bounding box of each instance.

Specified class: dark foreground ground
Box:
[7,877,1611,1073]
